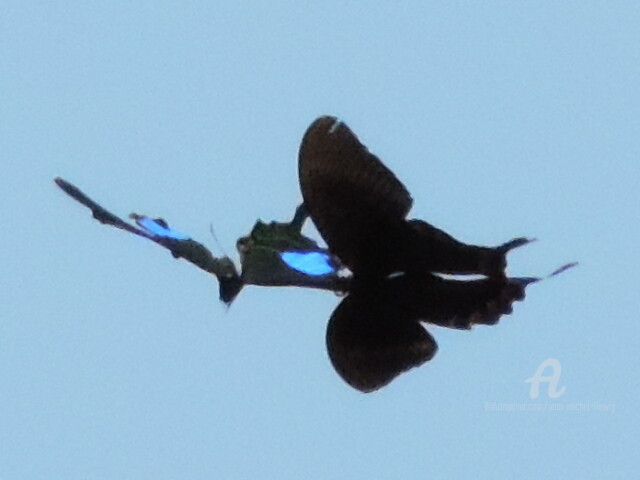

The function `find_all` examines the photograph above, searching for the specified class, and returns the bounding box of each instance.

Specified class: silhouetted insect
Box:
[55,115,574,393]
[298,116,574,392]
[54,178,345,304]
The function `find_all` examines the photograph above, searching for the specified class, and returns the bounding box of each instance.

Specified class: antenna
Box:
[209,223,228,257]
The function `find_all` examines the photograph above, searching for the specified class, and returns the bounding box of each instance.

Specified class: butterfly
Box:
[297,116,575,392]
[55,116,574,393]
[54,178,345,304]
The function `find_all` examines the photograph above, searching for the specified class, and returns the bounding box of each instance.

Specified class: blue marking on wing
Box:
[136,216,190,240]
[280,251,336,276]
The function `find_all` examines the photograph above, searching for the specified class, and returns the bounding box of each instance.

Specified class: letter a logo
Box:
[525,358,566,399]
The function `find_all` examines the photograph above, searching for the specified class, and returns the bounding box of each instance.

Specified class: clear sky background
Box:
[2,2,638,479]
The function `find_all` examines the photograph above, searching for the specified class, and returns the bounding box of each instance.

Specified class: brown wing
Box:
[326,273,535,392]
[396,273,536,329]
[299,116,413,273]
[326,287,437,393]
[392,220,533,279]
[298,117,531,278]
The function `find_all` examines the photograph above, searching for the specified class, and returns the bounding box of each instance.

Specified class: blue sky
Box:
[2,2,638,478]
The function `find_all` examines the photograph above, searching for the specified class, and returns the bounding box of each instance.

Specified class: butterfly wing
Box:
[298,117,532,278]
[132,215,190,240]
[326,273,535,392]
[55,178,243,303]
[279,251,337,276]
[393,273,535,329]
[299,116,413,275]
[326,285,437,393]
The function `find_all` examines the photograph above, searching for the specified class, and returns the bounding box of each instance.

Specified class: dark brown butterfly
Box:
[55,117,574,393]
[299,116,570,392]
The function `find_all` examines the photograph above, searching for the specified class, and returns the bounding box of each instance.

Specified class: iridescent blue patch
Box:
[135,216,190,240]
[280,251,336,276]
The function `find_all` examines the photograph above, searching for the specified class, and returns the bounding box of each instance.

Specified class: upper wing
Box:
[54,177,243,303]
[299,117,534,278]
[298,116,413,273]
